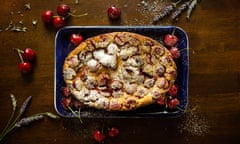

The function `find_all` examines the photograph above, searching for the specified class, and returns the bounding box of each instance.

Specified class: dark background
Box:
[0,0,240,144]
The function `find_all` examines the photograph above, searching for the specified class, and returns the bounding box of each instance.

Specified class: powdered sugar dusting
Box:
[179,105,209,136]
[135,0,171,25]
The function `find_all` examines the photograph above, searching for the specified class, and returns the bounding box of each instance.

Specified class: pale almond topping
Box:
[135,86,148,98]
[107,43,119,55]
[144,78,155,88]
[67,55,79,67]
[87,59,100,72]
[109,99,122,110]
[125,83,137,94]
[93,49,117,69]
[95,97,109,109]
[112,90,123,98]
[88,90,100,101]
[63,68,76,80]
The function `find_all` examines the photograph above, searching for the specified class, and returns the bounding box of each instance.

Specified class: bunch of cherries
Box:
[157,31,181,109]
[61,87,119,143]
[164,31,181,59]
[93,127,119,143]
[41,4,88,29]
[14,48,36,74]
[42,4,121,29]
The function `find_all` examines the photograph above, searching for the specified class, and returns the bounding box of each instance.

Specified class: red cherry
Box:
[23,48,36,61]
[70,34,83,46]
[57,4,70,17]
[157,95,166,105]
[18,62,32,74]
[169,47,180,59]
[41,10,54,24]
[107,5,121,20]
[108,127,119,137]
[53,16,65,29]
[168,84,178,97]
[62,87,71,97]
[61,98,71,110]
[167,98,180,109]
[164,34,178,47]
[93,129,105,143]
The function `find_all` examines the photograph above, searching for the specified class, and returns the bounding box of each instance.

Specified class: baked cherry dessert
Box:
[62,32,177,111]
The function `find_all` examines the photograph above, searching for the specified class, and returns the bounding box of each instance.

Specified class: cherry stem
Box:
[171,28,176,35]
[177,106,185,112]
[67,105,83,124]
[68,12,88,17]
[179,48,188,52]
[13,48,24,63]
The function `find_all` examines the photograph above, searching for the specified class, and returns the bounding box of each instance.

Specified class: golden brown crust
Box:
[63,32,177,111]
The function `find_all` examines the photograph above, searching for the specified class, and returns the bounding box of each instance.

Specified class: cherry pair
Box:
[42,4,87,29]
[157,84,180,109]
[164,31,181,59]
[94,127,119,143]
[14,48,36,74]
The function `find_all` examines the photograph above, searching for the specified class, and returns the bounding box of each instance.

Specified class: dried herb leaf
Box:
[10,94,17,111]
[44,112,60,119]
[22,27,27,32]
[19,96,32,115]
[32,20,38,26]
[11,25,27,32]
[19,20,24,25]
[75,0,79,5]
[5,21,13,31]
[186,0,198,20]
[24,3,31,10]
[172,2,190,20]
[15,114,44,128]
[153,3,175,23]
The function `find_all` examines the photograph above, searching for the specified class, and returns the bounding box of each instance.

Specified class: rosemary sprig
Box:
[0,95,59,143]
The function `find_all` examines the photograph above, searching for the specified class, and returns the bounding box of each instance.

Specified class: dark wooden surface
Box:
[0,0,240,144]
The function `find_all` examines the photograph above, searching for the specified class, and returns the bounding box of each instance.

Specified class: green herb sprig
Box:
[0,94,59,143]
